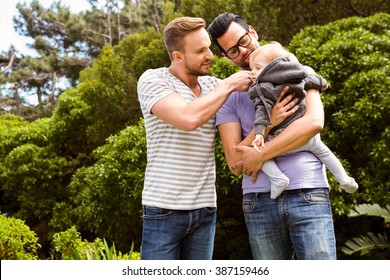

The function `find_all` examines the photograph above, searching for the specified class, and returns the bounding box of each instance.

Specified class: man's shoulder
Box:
[227,90,250,102]
[138,67,174,88]
[199,75,220,85]
[140,67,168,77]
[218,91,251,113]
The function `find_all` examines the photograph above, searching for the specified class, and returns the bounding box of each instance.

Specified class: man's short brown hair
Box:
[164,17,206,60]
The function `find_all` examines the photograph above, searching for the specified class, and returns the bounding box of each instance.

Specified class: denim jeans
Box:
[243,188,336,260]
[140,205,217,260]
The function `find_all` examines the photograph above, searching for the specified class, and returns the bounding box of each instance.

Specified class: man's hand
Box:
[223,70,253,92]
[269,86,299,129]
[233,145,266,183]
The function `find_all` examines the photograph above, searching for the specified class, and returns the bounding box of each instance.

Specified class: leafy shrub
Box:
[0,114,50,158]
[210,56,240,79]
[0,215,40,260]
[342,204,390,259]
[0,144,77,223]
[51,226,139,260]
[289,13,390,213]
[51,120,146,253]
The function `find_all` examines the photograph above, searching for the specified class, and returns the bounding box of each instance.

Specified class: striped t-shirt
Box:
[137,67,220,210]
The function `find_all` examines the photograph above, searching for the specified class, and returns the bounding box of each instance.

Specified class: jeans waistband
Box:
[244,187,329,198]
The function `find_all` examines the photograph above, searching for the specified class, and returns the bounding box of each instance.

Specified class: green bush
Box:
[210,56,240,79]
[289,13,390,213]
[0,144,77,223]
[0,215,40,260]
[51,226,140,260]
[342,204,390,259]
[0,114,50,158]
[51,120,146,253]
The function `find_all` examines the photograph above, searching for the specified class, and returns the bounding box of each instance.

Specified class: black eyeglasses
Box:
[224,31,252,59]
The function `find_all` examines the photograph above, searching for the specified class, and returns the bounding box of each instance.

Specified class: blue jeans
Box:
[140,205,217,260]
[243,188,336,260]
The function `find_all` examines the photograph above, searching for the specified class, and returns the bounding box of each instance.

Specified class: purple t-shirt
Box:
[216,91,329,194]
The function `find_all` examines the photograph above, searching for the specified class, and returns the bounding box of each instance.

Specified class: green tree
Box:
[289,12,390,211]
[1,0,168,119]
[51,121,146,253]
[49,28,169,160]
[0,1,91,119]
[177,0,390,50]
[0,143,77,223]
[53,46,138,155]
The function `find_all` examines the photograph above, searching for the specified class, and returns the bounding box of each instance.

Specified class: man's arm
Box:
[220,87,300,176]
[218,122,244,176]
[236,88,324,180]
[151,71,252,131]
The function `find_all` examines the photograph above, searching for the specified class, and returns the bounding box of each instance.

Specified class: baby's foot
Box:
[341,177,359,193]
[270,177,290,199]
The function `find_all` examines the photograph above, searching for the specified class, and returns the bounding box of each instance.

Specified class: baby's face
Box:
[250,57,267,82]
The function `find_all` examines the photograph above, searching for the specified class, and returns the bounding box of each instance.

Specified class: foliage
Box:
[210,56,240,79]
[51,120,146,253]
[177,0,390,54]
[50,45,143,159]
[0,114,50,158]
[130,37,170,79]
[0,114,76,226]
[1,0,168,118]
[0,215,41,260]
[2,0,91,116]
[48,87,92,158]
[0,143,77,224]
[289,13,390,214]
[349,204,390,222]
[342,204,390,259]
[51,226,139,260]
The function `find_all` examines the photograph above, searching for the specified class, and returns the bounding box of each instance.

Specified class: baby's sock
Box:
[270,176,290,199]
[341,177,359,193]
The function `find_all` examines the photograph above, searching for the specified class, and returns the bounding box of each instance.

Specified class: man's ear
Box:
[248,25,259,40]
[172,51,183,62]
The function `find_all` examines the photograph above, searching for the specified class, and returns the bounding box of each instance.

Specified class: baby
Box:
[248,42,358,199]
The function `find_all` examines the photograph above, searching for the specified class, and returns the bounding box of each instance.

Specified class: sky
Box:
[0,0,91,55]
[0,0,97,104]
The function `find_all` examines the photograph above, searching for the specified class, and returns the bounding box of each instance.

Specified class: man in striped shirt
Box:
[137,17,252,259]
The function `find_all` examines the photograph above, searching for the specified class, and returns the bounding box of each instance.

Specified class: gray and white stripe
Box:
[137,67,220,210]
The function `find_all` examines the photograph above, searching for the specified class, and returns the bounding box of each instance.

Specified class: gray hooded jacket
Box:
[248,56,328,136]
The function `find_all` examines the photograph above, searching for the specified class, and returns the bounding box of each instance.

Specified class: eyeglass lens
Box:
[226,32,251,59]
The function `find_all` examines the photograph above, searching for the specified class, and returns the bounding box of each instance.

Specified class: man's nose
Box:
[206,48,214,59]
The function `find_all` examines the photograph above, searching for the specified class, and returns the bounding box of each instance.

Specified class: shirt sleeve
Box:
[137,69,175,114]
[215,92,240,126]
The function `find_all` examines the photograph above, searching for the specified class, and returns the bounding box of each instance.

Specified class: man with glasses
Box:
[208,13,337,260]
[223,30,252,60]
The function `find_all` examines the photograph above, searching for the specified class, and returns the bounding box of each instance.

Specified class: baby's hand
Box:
[251,134,265,153]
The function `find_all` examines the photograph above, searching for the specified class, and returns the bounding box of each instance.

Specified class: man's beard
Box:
[185,61,210,76]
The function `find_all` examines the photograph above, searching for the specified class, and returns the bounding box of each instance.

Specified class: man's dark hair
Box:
[207,13,249,54]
